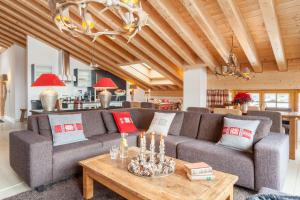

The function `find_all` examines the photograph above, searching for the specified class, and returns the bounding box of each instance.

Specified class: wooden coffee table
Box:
[79,147,238,200]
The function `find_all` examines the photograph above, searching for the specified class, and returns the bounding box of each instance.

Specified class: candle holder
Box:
[128,132,176,177]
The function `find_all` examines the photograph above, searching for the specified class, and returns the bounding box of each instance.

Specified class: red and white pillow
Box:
[48,114,87,146]
[112,112,137,133]
[218,117,260,152]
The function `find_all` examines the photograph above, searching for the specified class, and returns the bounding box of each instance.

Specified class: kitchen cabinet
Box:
[74,69,92,87]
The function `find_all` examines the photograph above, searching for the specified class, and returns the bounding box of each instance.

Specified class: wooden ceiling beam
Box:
[0,28,26,47]
[35,0,136,63]
[138,27,185,68]
[182,0,232,63]
[143,1,198,65]
[217,0,263,72]
[148,0,219,72]
[258,0,287,71]
[0,35,21,47]
[88,5,183,88]
[0,6,150,90]
[0,40,11,48]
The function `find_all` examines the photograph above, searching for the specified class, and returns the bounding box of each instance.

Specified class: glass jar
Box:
[119,133,128,159]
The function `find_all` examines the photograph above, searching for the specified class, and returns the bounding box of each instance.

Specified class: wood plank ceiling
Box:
[0,0,299,92]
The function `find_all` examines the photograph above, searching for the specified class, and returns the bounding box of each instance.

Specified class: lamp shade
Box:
[94,78,117,89]
[32,73,65,87]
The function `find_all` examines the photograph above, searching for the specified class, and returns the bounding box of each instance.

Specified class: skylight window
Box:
[120,63,174,85]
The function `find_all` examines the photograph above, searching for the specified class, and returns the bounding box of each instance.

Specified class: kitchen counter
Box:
[30,106,122,115]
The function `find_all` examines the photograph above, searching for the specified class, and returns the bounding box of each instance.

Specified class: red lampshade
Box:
[94,78,117,89]
[32,73,65,87]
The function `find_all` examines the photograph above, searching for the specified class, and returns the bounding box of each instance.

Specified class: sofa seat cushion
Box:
[89,133,138,153]
[141,134,194,158]
[177,140,255,189]
[52,139,102,181]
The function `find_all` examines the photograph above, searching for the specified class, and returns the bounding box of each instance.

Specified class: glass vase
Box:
[119,133,128,159]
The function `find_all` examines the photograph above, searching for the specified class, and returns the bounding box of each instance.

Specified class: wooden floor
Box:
[0,120,299,199]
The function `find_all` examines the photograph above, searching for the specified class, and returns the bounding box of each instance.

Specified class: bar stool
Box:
[20,108,27,122]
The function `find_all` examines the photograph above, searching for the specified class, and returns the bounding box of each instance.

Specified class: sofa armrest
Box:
[9,130,53,188]
[254,132,289,191]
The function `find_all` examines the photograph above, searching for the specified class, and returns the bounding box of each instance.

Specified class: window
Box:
[264,93,289,108]
[249,93,260,106]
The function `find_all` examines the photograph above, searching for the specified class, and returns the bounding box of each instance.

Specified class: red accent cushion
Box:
[112,112,137,133]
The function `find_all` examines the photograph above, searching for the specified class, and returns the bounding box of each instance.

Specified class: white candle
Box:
[150,132,155,163]
[159,134,165,164]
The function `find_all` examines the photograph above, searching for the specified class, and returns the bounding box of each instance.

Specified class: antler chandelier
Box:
[215,37,252,80]
[48,0,148,42]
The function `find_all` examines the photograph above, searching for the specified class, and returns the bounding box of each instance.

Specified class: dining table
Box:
[279,111,300,160]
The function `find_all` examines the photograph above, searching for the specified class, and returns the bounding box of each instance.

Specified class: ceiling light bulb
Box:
[123,23,135,33]
[121,0,139,7]
[82,13,95,30]
[55,8,70,23]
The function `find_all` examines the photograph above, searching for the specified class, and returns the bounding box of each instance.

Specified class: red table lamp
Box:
[93,78,117,108]
[32,73,65,111]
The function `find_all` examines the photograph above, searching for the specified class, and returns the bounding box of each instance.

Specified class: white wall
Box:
[0,45,26,121]
[183,67,207,110]
[27,36,93,111]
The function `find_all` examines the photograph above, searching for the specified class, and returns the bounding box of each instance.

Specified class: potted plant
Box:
[232,92,252,113]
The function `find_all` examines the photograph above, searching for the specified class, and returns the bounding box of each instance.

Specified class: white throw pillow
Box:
[218,117,260,152]
[147,112,176,136]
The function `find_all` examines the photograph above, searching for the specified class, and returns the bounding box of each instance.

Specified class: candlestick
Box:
[150,132,155,163]
[159,134,165,164]
[139,132,146,164]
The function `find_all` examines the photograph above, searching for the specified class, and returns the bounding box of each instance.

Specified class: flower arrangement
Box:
[232,92,252,105]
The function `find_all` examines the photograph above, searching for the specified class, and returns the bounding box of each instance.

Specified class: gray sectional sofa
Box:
[10,108,289,192]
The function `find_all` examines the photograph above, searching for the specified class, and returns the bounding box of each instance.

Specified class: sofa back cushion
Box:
[102,110,119,133]
[103,108,184,136]
[247,111,281,133]
[226,114,272,143]
[81,110,106,137]
[35,110,106,138]
[197,113,225,142]
[180,112,202,138]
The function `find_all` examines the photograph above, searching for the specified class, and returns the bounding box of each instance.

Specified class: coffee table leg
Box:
[83,168,94,200]
[226,187,233,200]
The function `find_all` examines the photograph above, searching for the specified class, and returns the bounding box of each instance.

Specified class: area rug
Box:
[4,177,256,200]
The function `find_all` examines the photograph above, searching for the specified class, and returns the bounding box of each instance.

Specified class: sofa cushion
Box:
[142,134,194,158]
[226,114,272,143]
[180,112,202,138]
[89,133,138,153]
[48,114,88,146]
[197,113,225,142]
[112,112,137,133]
[52,139,101,181]
[101,111,118,133]
[168,112,184,136]
[177,140,255,189]
[81,110,106,137]
[218,117,260,152]
[37,115,52,139]
[147,112,176,136]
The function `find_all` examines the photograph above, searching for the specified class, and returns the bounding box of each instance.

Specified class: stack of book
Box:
[184,162,215,181]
